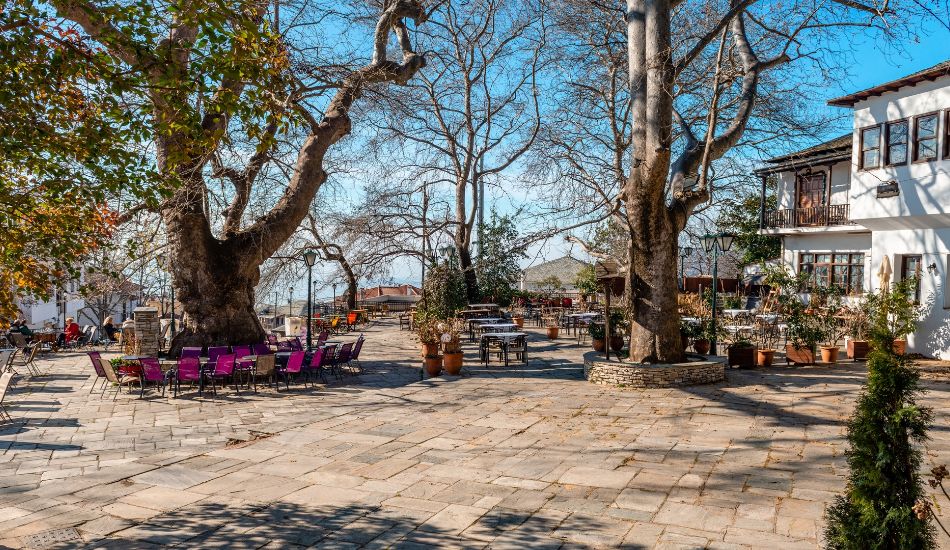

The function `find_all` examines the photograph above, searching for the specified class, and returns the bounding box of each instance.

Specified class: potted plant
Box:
[414,312,441,358]
[608,310,627,351]
[680,319,699,353]
[843,303,870,361]
[863,278,922,356]
[545,315,560,339]
[588,322,606,352]
[440,319,465,375]
[693,320,712,355]
[755,317,780,367]
[727,339,756,368]
[817,289,846,364]
[765,267,824,365]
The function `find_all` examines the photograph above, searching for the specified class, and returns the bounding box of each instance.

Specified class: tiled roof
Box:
[828,59,950,107]
[756,134,852,174]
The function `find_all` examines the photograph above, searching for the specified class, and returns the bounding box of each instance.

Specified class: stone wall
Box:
[583,351,725,388]
[133,307,160,357]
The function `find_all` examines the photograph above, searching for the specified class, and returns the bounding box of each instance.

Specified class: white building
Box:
[16,279,140,329]
[758,60,950,358]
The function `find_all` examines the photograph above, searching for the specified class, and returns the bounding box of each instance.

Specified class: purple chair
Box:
[289,338,302,351]
[87,351,107,394]
[181,347,202,359]
[321,344,338,380]
[337,342,354,375]
[233,345,253,389]
[206,354,236,395]
[350,335,365,373]
[277,350,305,390]
[317,331,329,346]
[175,357,202,397]
[253,343,271,356]
[306,347,326,386]
[138,358,169,397]
[277,339,292,352]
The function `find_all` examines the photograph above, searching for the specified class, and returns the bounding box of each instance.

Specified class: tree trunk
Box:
[456,240,479,304]
[626,209,685,363]
[345,273,358,311]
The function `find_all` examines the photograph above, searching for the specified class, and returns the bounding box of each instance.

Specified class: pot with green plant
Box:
[844,302,870,361]
[608,310,627,351]
[817,289,846,364]
[727,339,756,368]
[755,317,780,367]
[692,320,714,355]
[679,319,698,352]
[439,318,465,375]
[588,322,606,352]
[545,315,560,339]
[414,311,443,367]
[766,267,824,365]
[863,278,922,356]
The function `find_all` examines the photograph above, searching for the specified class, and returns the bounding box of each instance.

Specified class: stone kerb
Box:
[583,351,725,388]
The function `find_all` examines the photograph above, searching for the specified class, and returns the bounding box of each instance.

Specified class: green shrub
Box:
[824,278,934,549]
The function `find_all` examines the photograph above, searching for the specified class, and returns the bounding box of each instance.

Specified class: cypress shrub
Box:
[824,278,934,549]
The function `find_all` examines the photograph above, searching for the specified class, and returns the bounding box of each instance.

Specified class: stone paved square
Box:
[1,318,949,548]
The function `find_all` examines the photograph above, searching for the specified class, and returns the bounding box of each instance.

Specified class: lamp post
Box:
[679,246,694,291]
[288,286,294,324]
[274,289,279,329]
[302,250,318,350]
[699,233,735,356]
[157,253,176,338]
[332,283,337,314]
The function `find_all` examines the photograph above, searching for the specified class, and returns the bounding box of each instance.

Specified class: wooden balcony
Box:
[762,204,852,229]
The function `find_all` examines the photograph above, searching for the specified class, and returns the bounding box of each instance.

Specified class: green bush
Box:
[420,263,467,319]
[588,322,606,340]
[824,278,934,549]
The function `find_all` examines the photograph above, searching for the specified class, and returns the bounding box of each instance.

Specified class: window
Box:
[913,113,938,162]
[944,110,950,159]
[800,252,865,294]
[860,126,881,169]
[885,119,908,165]
[901,255,922,303]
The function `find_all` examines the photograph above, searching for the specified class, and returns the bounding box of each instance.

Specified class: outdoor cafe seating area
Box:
[84,331,367,400]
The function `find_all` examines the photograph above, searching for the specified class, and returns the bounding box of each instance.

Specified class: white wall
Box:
[869,228,950,358]
[850,76,950,229]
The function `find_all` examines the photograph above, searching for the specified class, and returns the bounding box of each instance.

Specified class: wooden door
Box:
[796,173,826,226]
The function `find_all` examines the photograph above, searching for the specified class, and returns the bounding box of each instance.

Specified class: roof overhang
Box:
[828,61,950,107]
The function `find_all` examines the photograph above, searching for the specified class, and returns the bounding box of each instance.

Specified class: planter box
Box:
[728,346,756,368]
[786,344,815,365]
[847,340,869,361]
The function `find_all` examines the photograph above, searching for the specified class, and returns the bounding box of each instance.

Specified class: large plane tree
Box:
[45,0,431,348]
[615,0,929,362]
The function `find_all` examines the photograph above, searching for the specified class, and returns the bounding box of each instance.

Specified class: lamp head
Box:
[718,233,735,252]
[700,234,715,253]
[681,246,694,257]
[303,249,318,267]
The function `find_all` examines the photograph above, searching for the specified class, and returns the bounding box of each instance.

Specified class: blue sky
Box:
[294,14,950,302]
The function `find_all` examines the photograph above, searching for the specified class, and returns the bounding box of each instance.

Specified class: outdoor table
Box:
[480,331,528,367]
[480,323,517,333]
[722,309,748,318]
[468,318,503,342]
[681,316,701,325]
[564,312,600,335]
[468,303,498,309]
[755,314,779,323]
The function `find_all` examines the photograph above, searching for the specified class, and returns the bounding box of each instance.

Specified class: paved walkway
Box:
[1,319,949,549]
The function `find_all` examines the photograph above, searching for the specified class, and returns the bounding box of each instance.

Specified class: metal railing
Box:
[762,204,851,229]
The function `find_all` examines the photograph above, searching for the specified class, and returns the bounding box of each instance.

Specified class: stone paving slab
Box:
[0,318,949,548]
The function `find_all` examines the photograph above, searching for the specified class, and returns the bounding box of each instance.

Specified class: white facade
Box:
[761,61,950,358]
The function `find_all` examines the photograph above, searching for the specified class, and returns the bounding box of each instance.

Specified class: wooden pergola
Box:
[594,259,625,361]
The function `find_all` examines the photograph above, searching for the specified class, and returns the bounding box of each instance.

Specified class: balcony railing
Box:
[762,204,852,229]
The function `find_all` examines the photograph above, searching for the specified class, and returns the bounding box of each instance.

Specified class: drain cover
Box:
[22,528,81,548]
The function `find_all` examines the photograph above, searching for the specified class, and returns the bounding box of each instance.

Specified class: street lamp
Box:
[679,246,694,291]
[156,253,176,338]
[699,233,735,356]
[288,286,294,321]
[332,283,338,314]
[302,249,318,350]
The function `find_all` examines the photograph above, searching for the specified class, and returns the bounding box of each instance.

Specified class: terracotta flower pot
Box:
[546,327,559,340]
[423,355,443,377]
[728,345,756,369]
[610,335,624,351]
[693,339,710,355]
[786,344,815,365]
[847,340,869,361]
[443,352,463,375]
[893,339,907,355]
[513,317,524,328]
[592,338,606,352]
[421,342,440,358]
[820,345,839,364]
[756,348,776,367]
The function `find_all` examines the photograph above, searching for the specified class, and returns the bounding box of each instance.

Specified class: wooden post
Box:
[605,282,611,361]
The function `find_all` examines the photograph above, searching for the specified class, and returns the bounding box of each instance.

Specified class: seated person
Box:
[58,317,81,346]
[102,316,119,341]
[16,320,33,337]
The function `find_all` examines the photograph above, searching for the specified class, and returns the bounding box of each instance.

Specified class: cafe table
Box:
[479,331,528,367]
